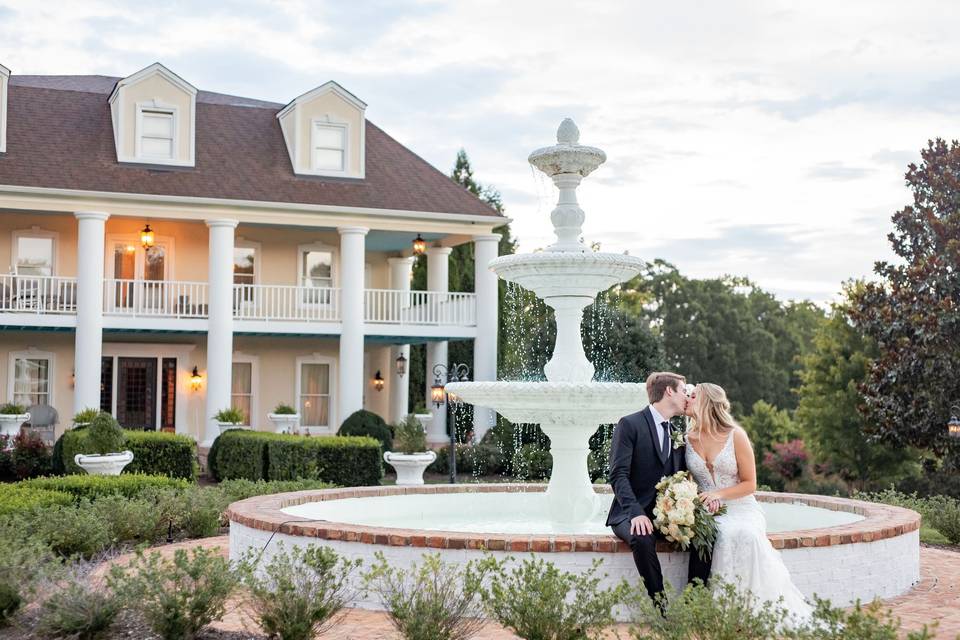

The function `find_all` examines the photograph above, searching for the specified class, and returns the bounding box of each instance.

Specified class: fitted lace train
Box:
[685,430,813,627]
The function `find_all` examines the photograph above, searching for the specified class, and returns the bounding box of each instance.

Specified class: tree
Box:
[796,296,916,490]
[617,261,824,414]
[849,139,960,464]
[408,150,517,421]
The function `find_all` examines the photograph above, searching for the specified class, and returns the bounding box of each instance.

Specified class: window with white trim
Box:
[311,122,346,172]
[14,234,55,276]
[139,108,175,160]
[233,245,257,307]
[12,355,51,407]
[300,247,334,305]
[299,362,331,428]
[231,362,253,426]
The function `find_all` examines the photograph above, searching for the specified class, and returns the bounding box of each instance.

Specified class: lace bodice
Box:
[685,430,739,492]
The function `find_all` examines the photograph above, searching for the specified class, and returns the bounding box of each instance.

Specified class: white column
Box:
[425,246,452,444]
[73,212,109,414]
[203,219,238,446]
[338,226,368,427]
[388,256,415,424]
[472,233,501,440]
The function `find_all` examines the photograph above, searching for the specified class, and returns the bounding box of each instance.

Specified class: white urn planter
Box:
[217,421,246,434]
[0,412,29,441]
[74,450,134,476]
[383,450,437,486]
[267,413,300,433]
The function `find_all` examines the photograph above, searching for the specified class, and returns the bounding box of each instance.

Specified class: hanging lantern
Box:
[412,234,427,256]
[140,224,155,250]
[395,353,407,378]
[431,376,446,407]
[373,370,385,392]
[948,405,960,439]
[190,366,203,391]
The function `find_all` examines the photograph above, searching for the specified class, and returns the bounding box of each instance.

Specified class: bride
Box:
[684,382,813,625]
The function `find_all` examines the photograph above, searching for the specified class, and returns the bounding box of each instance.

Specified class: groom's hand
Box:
[630,515,654,536]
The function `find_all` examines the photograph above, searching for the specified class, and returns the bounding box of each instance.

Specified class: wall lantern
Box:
[395,353,407,378]
[190,366,203,391]
[412,234,427,256]
[140,224,155,250]
[373,370,385,392]
[948,405,960,439]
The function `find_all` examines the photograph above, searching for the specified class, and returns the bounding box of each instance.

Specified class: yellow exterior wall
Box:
[118,74,193,161]
[0,333,75,437]
[294,91,363,176]
[0,212,78,276]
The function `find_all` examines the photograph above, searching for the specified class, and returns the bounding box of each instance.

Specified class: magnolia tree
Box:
[850,138,960,466]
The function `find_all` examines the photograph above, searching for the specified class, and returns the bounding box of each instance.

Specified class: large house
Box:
[0,62,504,447]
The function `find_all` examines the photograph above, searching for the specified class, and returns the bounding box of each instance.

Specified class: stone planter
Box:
[0,413,29,442]
[383,450,437,486]
[74,450,134,476]
[217,421,246,434]
[267,413,300,433]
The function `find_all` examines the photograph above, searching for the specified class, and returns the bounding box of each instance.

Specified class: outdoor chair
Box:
[24,403,58,444]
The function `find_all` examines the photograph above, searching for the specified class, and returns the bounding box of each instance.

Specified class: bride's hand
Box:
[699,491,722,513]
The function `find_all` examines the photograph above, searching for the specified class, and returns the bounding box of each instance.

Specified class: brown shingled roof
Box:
[0,76,500,217]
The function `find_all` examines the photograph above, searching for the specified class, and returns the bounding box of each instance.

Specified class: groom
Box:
[606,371,712,602]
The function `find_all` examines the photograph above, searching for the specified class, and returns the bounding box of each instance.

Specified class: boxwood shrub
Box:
[211,430,381,486]
[209,430,278,482]
[19,474,190,501]
[0,485,73,517]
[57,429,197,480]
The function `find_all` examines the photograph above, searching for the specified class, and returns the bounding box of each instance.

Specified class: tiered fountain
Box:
[228,121,922,608]
[445,118,647,524]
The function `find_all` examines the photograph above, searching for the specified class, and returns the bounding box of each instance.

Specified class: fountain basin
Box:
[444,381,646,425]
[228,485,921,609]
[490,252,645,300]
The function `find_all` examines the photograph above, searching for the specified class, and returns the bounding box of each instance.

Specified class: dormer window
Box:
[277,81,366,178]
[109,63,196,167]
[137,106,176,160]
[312,122,346,172]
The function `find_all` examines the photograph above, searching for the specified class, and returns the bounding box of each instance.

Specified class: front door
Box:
[116,357,157,430]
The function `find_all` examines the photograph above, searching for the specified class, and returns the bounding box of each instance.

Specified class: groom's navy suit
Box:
[607,406,712,601]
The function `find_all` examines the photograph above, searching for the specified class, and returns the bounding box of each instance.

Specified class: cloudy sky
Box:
[2,0,956,303]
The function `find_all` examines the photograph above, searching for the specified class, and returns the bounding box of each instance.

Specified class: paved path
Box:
[102,536,959,639]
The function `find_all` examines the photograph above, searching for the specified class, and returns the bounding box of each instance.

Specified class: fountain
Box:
[228,121,921,609]
[444,118,646,524]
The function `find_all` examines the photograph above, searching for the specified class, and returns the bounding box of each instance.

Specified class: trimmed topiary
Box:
[339,410,392,454]
[85,413,125,456]
[20,474,190,501]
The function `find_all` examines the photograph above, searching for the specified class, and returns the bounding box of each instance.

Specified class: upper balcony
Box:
[0,274,477,339]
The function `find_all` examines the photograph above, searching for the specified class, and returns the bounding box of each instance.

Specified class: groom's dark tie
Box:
[660,421,671,463]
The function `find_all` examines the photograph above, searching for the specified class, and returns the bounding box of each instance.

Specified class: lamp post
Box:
[432,362,470,483]
[948,405,960,439]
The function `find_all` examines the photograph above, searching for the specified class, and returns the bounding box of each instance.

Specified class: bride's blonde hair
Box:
[691,383,739,441]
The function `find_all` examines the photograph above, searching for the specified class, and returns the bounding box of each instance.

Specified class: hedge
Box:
[210,430,382,486]
[210,430,278,481]
[58,429,198,480]
[0,485,73,517]
[19,473,189,501]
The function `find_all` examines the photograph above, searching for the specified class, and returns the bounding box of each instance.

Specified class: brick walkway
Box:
[100,536,959,639]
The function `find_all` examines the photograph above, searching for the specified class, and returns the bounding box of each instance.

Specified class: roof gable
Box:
[277,80,366,119]
[108,62,197,104]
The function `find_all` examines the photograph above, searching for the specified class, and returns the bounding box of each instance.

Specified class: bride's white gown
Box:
[685,431,813,624]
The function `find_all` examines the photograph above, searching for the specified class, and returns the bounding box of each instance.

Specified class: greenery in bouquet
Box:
[653,471,726,562]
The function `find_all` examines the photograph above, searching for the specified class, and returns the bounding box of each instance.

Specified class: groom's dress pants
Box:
[612,519,664,601]
[612,518,714,602]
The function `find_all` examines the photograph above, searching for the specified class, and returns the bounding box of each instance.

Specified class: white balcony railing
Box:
[103,279,209,318]
[232,284,340,322]
[0,274,78,314]
[1,277,477,329]
[364,289,477,326]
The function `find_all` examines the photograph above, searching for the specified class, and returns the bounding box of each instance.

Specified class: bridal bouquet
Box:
[652,471,726,562]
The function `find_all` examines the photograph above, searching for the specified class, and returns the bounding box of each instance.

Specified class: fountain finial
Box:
[557,118,579,145]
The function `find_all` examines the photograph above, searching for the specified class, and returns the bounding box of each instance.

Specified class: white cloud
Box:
[0,0,952,302]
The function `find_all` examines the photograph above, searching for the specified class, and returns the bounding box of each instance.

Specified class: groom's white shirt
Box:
[649,405,668,451]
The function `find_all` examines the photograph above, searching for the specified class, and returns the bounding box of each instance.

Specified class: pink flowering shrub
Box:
[762,439,808,481]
